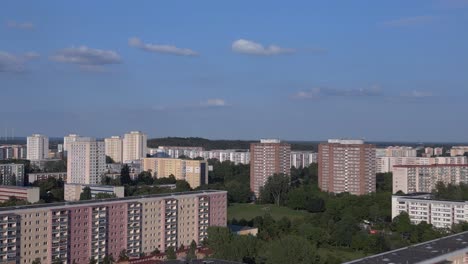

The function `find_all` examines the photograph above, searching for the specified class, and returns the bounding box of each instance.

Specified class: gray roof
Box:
[345,231,468,264]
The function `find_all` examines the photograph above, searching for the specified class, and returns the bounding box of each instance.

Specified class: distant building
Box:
[318,139,376,195]
[384,146,417,157]
[344,231,468,264]
[123,131,147,163]
[26,134,49,160]
[64,183,125,201]
[393,164,468,193]
[377,156,467,173]
[451,146,468,157]
[424,147,434,157]
[434,147,444,156]
[0,186,39,203]
[105,136,123,163]
[0,145,26,160]
[0,163,24,186]
[250,139,291,198]
[290,151,317,168]
[28,172,67,183]
[67,137,106,185]
[142,158,208,188]
[392,193,468,229]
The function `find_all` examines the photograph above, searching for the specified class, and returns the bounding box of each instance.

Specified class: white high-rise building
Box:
[26,134,49,160]
[123,131,147,163]
[105,136,123,163]
[67,137,106,185]
[63,134,81,153]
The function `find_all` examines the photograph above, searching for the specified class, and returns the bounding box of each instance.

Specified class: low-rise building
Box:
[64,183,125,201]
[377,156,467,173]
[0,145,27,160]
[0,186,40,203]
[28,172,67,183]
[142,158,208,188]
[0,163,24,186]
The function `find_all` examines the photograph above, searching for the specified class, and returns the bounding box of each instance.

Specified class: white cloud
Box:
[50,46,121,66]
[6,20,34,30]
[232,39,295,56]
[129,37,198,56]
[0,51,40,73]
[293,86,382,99]
[383,16,436,27]
[200,98,228,107]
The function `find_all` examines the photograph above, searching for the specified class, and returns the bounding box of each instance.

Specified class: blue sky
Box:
[1,0,468,142]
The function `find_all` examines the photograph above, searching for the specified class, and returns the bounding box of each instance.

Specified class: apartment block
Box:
[123,131,147,163]
[28,172,67,184]
[451,146,468,157]
[318,139,376,195]
[377,156,468,173]
[64,183,125,201]
[384,146,417,157]
[393,164,468,193]
[63,134,81,153]
[142,158,208,188]
[0,145,26,160]
[0,190,226,264]
[67,137,106,185]
[156,147,251,165]
[0,163,24,186]
[392,193,468,229]
[26,134,49,160]
[0,186,39,203]
[105,136,123,163]
[250,139,291,198]
[290,151,317,168]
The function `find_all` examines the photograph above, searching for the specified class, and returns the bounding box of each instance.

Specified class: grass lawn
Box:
[228,203,311,221]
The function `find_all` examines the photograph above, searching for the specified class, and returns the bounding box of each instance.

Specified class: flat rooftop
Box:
[0,190,226,213]
[345,231,468,264]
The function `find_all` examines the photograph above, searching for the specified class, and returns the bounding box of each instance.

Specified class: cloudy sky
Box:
[1,0,468,142]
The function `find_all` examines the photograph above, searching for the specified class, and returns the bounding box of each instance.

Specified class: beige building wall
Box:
[123,131,147,163]
[105,136,123,163]
[142,158,208,188]
[141,200,165,254]
[19,209,50,264]
[64,184,82,201]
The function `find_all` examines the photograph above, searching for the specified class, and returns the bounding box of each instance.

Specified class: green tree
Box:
[137,171,154,185]
[103,254,115,264]
[120,164,132,185]
[32,258,41,264]
[259,173,290,206]
[175,180,192,191]
[260,235,319,264]
[88,258,97,264]
[166,246,177,260]
[151,248,161,255]
[118,249,129,261]
[186,240,197,260]
[80,187,92,201]
[106,155,115,164]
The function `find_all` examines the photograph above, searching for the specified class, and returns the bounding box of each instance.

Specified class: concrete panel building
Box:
[0,163,24,186]
[26,134,49,160]
[123,131,147,163]
[64,183,125,201]
[142,158,208,188]
[318,139,376,195]
[0,190,227,264]
[28,172,67,183]
[0,145,26,160]
[67,137,106,185]
[377,156,467,173]
[290,151,317,168]
[393,164,468,193]
[105,136,123,163]
[250,139,291,198]
[0,186,39,203]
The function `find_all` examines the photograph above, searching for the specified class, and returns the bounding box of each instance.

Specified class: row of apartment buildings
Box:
[377,156,468,173]
[0,190,227,264]
[0,145,26,160]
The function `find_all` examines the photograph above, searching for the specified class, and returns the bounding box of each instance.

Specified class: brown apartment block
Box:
[250,139,291,198]
[318,139,376,195]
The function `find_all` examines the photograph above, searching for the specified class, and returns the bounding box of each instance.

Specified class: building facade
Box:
[318,139,376,195]
[105,136,123,163]
[64,183,125,201]
[392,194,468,229]
[377,156,468,173]
[0,186,39,203]
[451,146,468,157]
[123,131,148,163]
[393,164,468,193]
[290,151,317,168]
[250,139,291,197]
[0,190,227,264]
[67,138,106,185]
[142,158,208,188]
[63,134,81,154]
[384,146,417,157]
[28,172,67,184]
[0,163,24,186]
[0,145,26,160]
[26,134,49,160]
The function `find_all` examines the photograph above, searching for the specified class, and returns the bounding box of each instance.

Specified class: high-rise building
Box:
[0,190,227,264]
[26,134,49,160]
[393,164,468,193]
[450,146,468,157]
[0,163,24,186]
[142,157,208,188]
[290,151,317,168]
[63,134,80,153]
[250,139,291,198]
[318,139,376,195]
[123,131,147,163]
[105,136,123,163]
[67,137,106,185]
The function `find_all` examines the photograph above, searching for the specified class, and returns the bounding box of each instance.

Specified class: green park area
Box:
[228,203,310,221]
